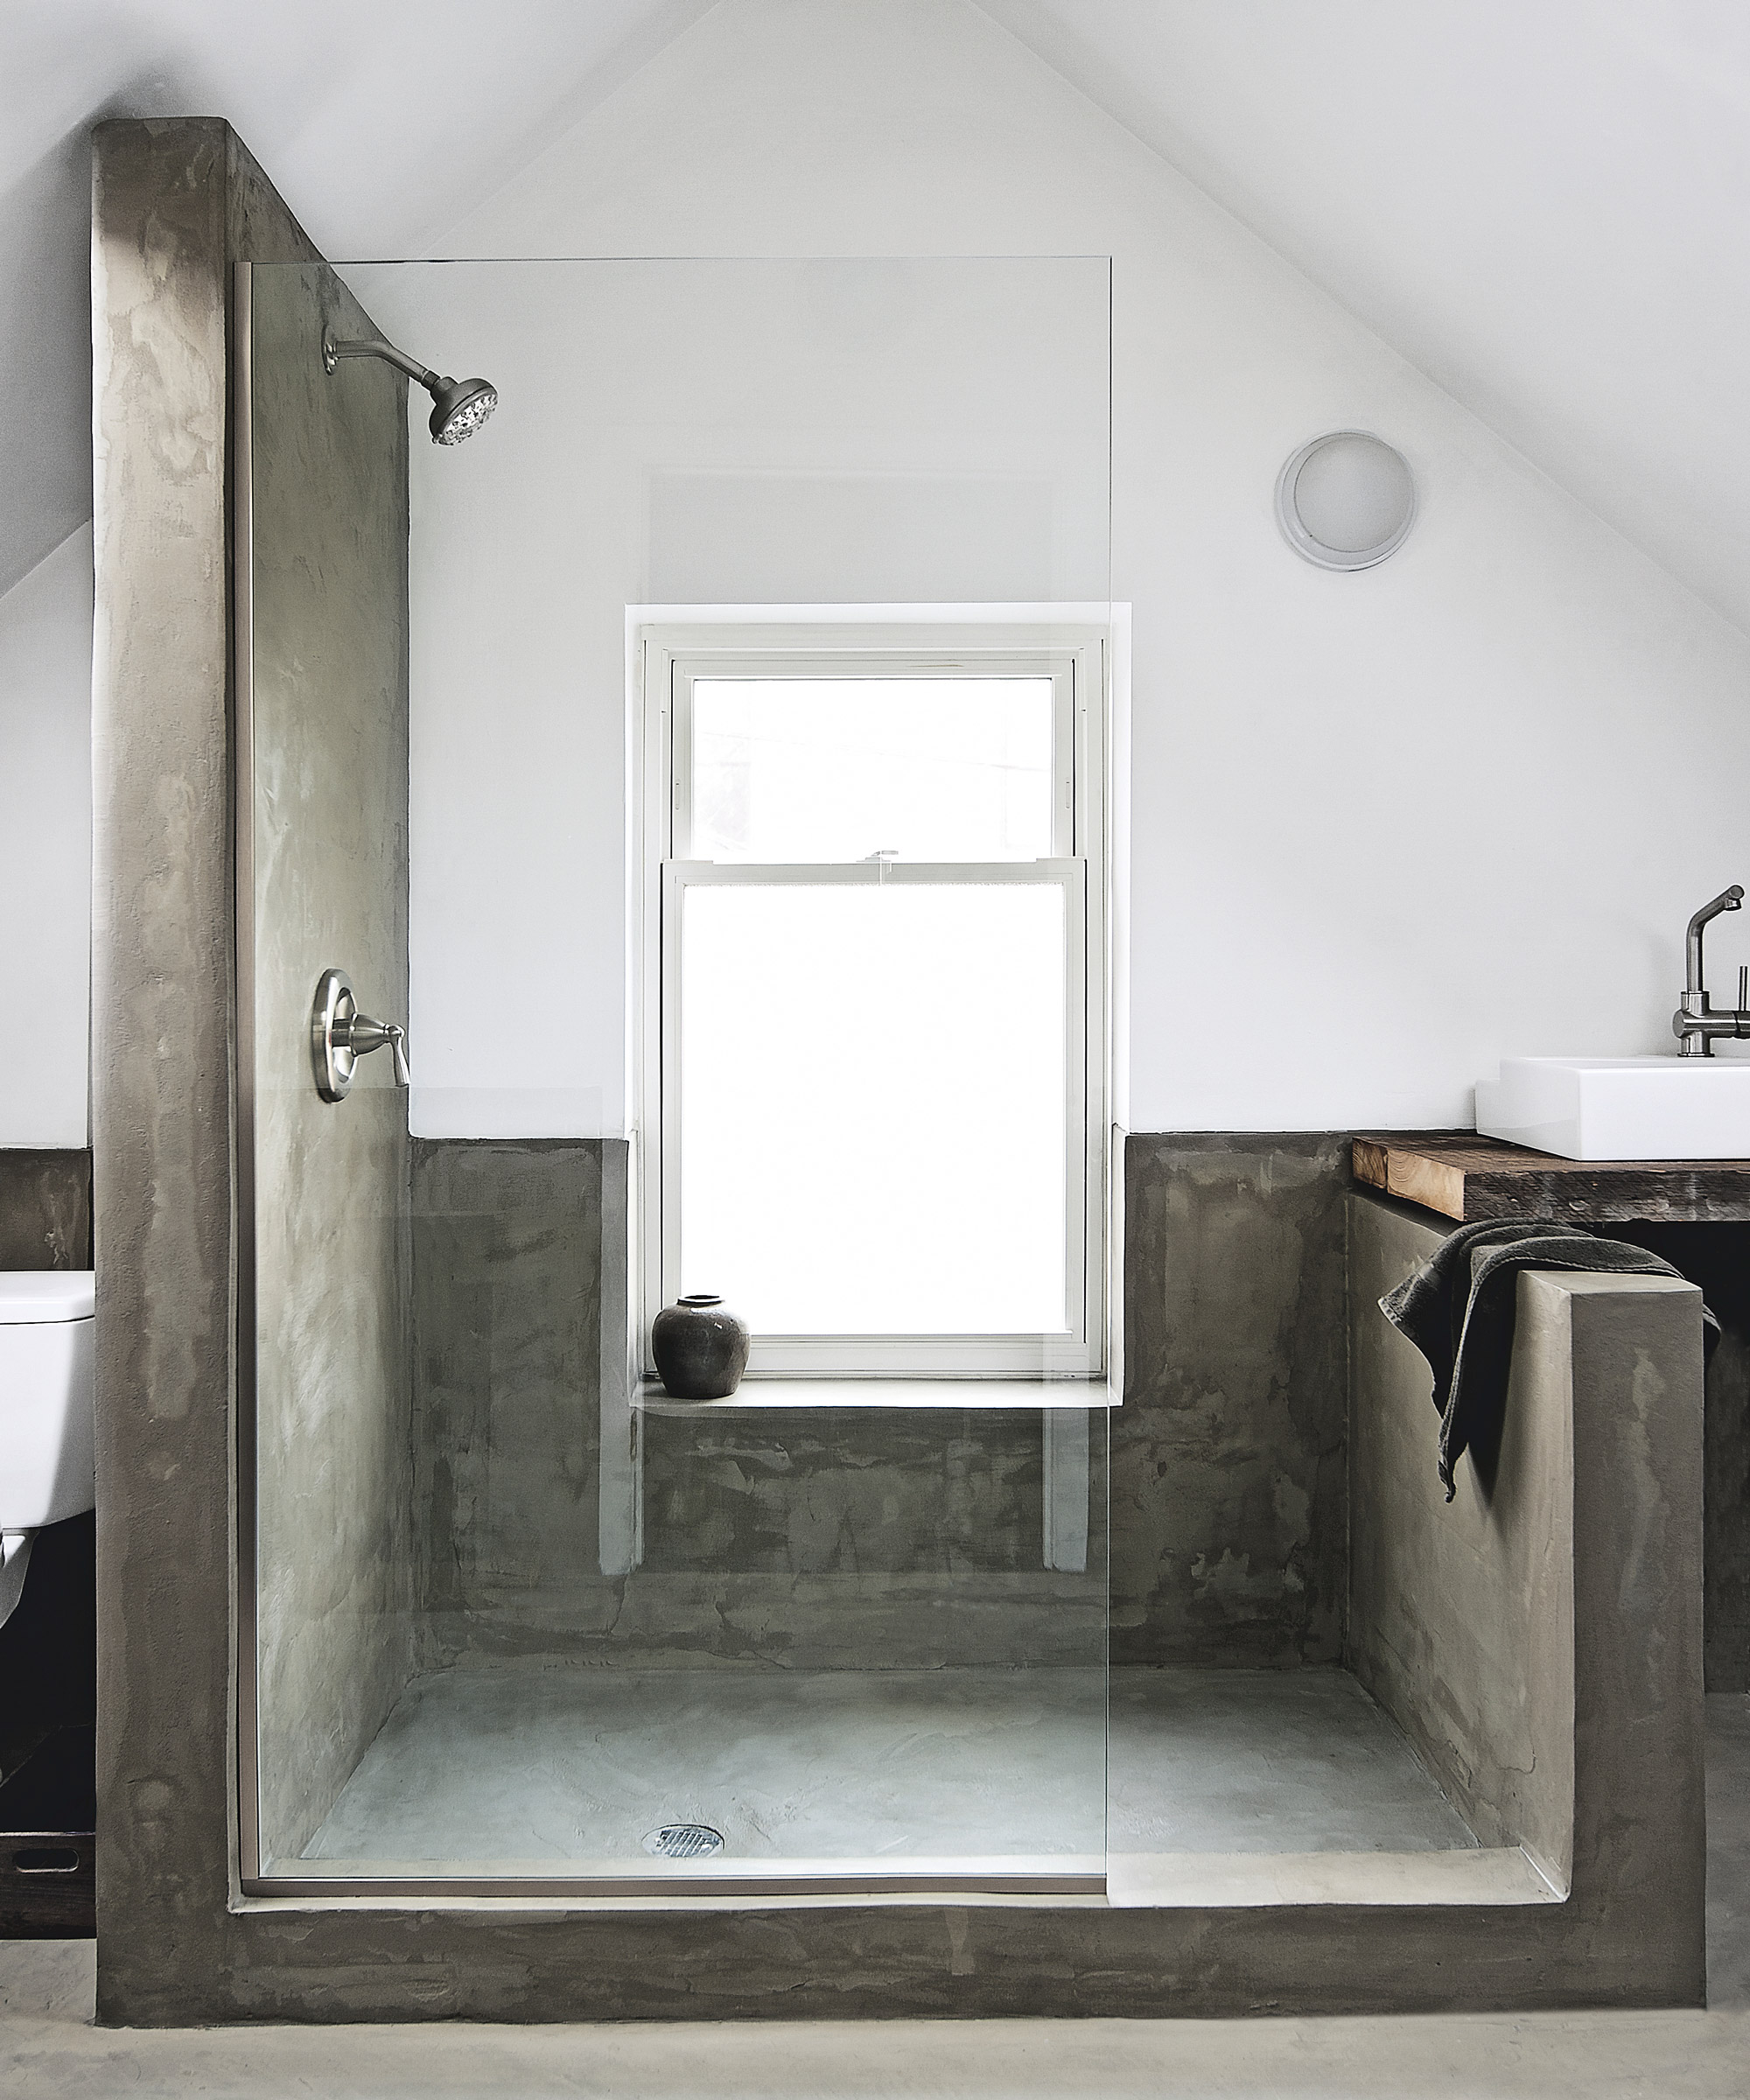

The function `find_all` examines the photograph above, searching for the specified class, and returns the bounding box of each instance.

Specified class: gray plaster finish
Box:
[411,1138,606,1623]
[246,260,415,1861]
[640,1409,1055,1577]
[104,1190,1716,2023]
[1351,1189,1706,1986]
[409,1129,1350,1673]
[1347,1192,1575,1883]
[1115,1133,1348,1668]
[1610,1223,1750,1694]
[1562,1265,1708,1968]
[571,1567,1107,1672]
[290,1662,1464,1878]
[0,1152,89,1270]
[410,1137,1103,1670]
[1707,1693,1750,2009]
[7,1956,1750,2100]
[301,1664,1106,1871]
[90,117,325,2025]
[626,1410,1107,1668]
[1109,1667,1475,1857]
[413,1130,1347,1671]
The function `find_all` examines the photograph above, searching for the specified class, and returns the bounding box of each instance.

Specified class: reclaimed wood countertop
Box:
[1351,1132,1750,1224]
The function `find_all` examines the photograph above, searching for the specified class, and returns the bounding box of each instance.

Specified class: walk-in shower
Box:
[234,252,1530,1908]
[85,115,1710,2023]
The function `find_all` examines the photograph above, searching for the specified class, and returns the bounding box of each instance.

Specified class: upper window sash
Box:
[668,652,1080,864]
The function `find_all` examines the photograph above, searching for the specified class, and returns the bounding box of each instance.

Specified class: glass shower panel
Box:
[244,256,1111,1892]
[239,258,417,1884]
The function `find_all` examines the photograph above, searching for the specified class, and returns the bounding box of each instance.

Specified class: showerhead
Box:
[324,332,498,447]
[427,374,497,446]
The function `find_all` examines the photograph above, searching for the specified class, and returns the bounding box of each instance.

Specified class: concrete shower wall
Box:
[1115,1134,1348,1667]
[245,261,416,1864]
[403,1134,1735,1725]
[410,1138,1105,1670]
[406,1133,1339,1673]
[410,1138,606,1634]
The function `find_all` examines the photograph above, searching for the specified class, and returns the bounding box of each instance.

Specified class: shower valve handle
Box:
[346,1014,412,1088]
[311,970,411,1101]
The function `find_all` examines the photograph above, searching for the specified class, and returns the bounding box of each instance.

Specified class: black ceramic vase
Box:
[651,1293,751,1400]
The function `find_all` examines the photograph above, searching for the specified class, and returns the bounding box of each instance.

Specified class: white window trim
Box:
[633,616,1113,1384]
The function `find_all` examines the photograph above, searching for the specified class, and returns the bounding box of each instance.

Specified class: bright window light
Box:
[691,677,1054,861]
[678,881,1068,1334]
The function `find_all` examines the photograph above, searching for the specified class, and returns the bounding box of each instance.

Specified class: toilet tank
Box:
[0,1272,95,1530]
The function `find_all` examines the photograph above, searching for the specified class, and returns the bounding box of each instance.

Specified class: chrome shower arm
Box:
[320,332,498,445]
[322,333,439,389]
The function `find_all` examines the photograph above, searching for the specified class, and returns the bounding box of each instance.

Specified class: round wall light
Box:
[1276,430,1417,570]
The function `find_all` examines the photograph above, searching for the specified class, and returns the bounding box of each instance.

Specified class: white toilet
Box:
[0,1271,95,1630]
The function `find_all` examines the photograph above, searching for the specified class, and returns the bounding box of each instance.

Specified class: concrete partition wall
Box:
[90,118,419,2012]
[1348,1191,1705,1954]
[1348,1193,1575,1883]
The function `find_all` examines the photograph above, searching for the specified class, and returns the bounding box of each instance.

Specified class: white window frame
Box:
[635,619,1110,1382]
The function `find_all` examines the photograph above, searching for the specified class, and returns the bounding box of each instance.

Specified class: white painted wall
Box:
[414,0,1750,1132]
[0,524,90,1146]
[13,0,1748,1145]
[979,0,1750,640]
[343,256,1109,1138]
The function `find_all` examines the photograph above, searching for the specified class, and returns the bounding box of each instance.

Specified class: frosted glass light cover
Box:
[678,882,1068,1334]
[691,677,1054,861]
[1277,431,1416,570]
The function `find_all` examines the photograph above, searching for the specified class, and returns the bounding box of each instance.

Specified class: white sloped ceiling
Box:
[0,0,716,594]
[8,0,1748,640]
[978,0,1750,635]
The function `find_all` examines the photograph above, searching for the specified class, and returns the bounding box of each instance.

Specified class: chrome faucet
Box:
[1674,885,1748,1056]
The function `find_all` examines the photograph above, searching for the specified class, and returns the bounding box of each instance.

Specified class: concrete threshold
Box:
[1107,1844,1564,1907]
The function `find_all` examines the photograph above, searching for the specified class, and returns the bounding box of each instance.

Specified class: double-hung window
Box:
[639,622,1108,1382]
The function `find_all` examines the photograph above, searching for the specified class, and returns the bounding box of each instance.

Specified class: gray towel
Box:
[1379,1220,1716,1502]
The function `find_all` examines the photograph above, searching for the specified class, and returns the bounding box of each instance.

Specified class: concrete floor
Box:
[1110,1665,1479,1854]
[2,1697,1742,2095]
[295,1662,1473,1877]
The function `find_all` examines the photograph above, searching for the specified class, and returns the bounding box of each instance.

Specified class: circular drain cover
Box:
[642,1823,724,1859]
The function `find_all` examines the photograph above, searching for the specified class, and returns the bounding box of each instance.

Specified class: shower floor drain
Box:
[642,1823,724,1859]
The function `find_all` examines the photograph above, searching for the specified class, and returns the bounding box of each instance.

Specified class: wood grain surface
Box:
[1352,1132,1750,1222]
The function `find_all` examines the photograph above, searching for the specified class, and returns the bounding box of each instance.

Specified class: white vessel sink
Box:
[1475,1056,1750,1162]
